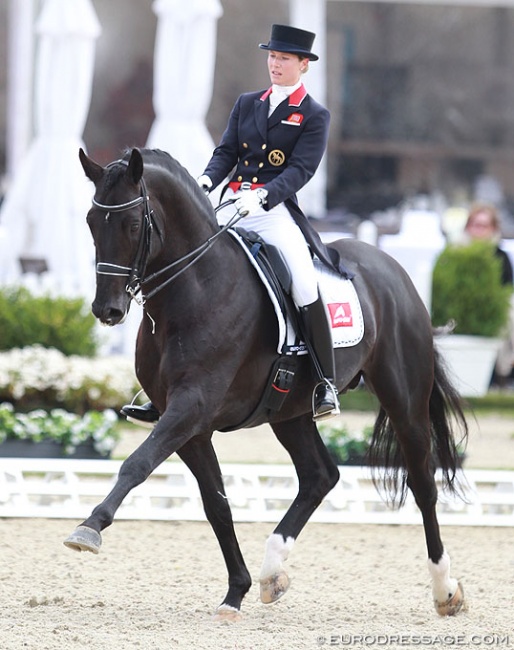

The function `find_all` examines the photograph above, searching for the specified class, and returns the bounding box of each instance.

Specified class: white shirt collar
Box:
[271,80,303,100]
[269,80,303,114]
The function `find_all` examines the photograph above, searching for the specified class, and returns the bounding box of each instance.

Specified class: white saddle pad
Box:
[229,229,364,354]
[315,260,365,348]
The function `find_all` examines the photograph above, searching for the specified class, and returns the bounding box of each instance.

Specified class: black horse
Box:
[65,147,468,620]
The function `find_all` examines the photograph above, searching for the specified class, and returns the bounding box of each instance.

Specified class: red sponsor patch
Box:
[287,112,303,125]
[328,302,353,328]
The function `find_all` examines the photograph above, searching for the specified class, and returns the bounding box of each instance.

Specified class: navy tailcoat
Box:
[203,85,351,277]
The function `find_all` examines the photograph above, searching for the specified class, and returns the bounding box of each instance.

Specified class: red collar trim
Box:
[259,84,307,106]
[260,87,273,101]
[288,84,307,106]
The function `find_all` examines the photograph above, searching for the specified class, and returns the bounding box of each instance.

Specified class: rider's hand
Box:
[196,174,212,194]
[234,189,268,217]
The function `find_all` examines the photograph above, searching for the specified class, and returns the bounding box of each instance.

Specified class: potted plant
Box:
[431,240,512,396]
[0,403,121,458]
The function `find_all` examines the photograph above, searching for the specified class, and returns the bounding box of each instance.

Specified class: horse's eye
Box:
[130,221,140,233]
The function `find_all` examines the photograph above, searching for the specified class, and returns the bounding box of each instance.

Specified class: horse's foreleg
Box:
[177,436,252,620]
[64,416,190,553]
[260,416,339,604]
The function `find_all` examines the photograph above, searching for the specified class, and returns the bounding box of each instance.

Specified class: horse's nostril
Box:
[92,303,125,326]
[104,308,125,325]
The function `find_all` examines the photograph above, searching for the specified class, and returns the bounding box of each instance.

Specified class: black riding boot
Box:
[120,401,160,428]
[299,296,340,421]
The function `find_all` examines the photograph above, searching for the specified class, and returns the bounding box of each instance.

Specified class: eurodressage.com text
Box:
[316,633,511,646]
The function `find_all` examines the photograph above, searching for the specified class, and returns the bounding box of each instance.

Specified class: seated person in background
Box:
[463,202,514,385]
[463,203,513,284]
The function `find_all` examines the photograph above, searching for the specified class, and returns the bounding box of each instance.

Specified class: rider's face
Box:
[267,51,307,87]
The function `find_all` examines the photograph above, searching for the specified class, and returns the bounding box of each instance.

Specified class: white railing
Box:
[1,459,513,526]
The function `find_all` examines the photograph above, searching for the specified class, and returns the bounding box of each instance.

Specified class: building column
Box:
[289,0,327,219]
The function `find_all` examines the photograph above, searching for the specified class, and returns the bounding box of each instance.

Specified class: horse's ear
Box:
[79,148,104,184]
[125,148,144,185]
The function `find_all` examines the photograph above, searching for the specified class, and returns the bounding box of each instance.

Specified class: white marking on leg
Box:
[428,550,458,603]
[260,533,295,580]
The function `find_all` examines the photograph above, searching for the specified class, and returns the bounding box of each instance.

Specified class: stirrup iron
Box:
[312,380,340,422]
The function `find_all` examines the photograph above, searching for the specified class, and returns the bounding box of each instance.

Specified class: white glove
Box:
[234,188,268,217]
[197,174,212,194]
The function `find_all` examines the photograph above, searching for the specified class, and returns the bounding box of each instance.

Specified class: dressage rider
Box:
[123,24,351,425]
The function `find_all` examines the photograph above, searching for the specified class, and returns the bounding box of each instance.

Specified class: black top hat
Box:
[259,24,319,61]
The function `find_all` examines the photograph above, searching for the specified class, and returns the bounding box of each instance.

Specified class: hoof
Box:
[435,581,465,616]
[213,604,243,623]
[260,571,290,604]
[63,526,102,554]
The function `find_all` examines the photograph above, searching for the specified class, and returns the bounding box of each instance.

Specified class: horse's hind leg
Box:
[259,415,339,604]
[402,432,464,616]
[370,366,464,616]
[176,436,252,621]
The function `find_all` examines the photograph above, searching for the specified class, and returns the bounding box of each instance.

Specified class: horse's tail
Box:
[368,346,469,507]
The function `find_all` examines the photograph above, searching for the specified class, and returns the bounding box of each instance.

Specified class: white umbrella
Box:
[0,0,100,296]
[146,0,223,177]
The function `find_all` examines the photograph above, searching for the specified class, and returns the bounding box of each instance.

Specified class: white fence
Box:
[1,459,513,526]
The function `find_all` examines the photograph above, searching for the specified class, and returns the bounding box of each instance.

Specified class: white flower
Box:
[0,345,140,409]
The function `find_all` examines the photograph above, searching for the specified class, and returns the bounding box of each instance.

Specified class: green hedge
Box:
[0,286,98,356]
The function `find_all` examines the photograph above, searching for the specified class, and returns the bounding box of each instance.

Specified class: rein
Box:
[93,178,240,305]
[140,199,239,301]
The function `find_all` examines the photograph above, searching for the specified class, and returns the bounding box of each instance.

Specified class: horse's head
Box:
[80,147,152,326]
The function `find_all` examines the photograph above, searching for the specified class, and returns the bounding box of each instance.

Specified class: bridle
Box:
[93,176,154,301]
[92,170,240,306]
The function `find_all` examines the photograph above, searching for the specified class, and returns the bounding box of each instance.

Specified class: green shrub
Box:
[431,241,512,337]
[0,286,98,356]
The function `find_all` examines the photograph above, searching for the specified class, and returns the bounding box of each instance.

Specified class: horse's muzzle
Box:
[92,302,128,326]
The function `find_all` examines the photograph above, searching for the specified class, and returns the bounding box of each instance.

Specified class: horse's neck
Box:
[160,194,218,260]
[143,199,236,317]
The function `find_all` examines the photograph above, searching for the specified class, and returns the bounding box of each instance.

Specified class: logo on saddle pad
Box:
[327,302,353,328]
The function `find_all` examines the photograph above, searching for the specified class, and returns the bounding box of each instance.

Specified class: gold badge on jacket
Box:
[268,149,285,166]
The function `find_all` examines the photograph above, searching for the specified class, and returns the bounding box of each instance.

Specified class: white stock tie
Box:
[268,89,289,116]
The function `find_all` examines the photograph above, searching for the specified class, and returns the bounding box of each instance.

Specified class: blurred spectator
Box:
[463,203,514,386]
[463,203,513,284]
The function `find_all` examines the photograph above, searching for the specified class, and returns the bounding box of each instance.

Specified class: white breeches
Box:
[216,189,319,306]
